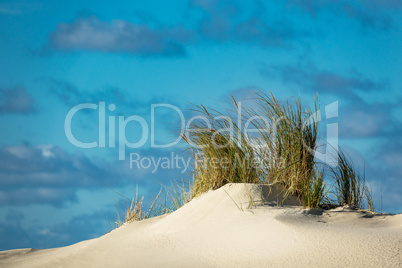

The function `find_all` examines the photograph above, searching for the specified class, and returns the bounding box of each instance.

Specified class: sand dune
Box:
[1,183,401,267]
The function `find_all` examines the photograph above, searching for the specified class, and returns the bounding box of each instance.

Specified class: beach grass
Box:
[113,186,173,227]
[181,91,373,210]
[249,92,321,203]
[182,99,261,197]
[115,91,376,226]
[331,149,374,211]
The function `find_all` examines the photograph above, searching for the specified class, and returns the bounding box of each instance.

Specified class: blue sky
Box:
[0,0,401,250]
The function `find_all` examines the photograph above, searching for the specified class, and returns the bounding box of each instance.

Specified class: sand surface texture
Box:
[1,183,401,267]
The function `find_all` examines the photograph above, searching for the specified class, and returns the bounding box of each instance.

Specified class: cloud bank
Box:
[0,144,129,206]
[0,209,114,250]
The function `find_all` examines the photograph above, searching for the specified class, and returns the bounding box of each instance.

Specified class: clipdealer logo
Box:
[64,100,338,167]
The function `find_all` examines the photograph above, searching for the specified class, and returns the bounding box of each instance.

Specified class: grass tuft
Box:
[182,97,261,197]
[331,149,374,211]
[114,186,172,227]
[300,167,326,209]
[249,92,321,203]
[113,91,377,226]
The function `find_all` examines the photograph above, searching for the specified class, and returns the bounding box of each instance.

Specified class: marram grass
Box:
[113,181,192,227]
[181,92,374,210]
[182,100,261,197]
[250,92,319,201]
[114,91,376,226]
[331,149,374,211]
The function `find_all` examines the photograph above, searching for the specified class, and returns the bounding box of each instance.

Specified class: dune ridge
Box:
[0,183,401,267]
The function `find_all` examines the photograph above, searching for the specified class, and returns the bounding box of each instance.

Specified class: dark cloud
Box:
[46,79,83,106]
[0,188,78,207]
[38,78,167,116]
[28,210,114,249]
[0,222,31,251]
[5,209,25,222]
[223,86,399,139]
[325,102,397,142]
[45,16,194,56]
[0,209,114,250]
[286,0,401,30]
[378,140,402,178]
[0,144,192,250]
[340,107,389,138]
[339,97,402,138]
[260,62,399,139]
[262,63,383,97]
[0,143,192,207]
[46,79,139,107]
[0,86,35,114]
[364,139,402,213]
[0,144,130,206]
[191,0,307,48]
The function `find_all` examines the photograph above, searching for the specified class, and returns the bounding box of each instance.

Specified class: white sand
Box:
[1,183,401,267]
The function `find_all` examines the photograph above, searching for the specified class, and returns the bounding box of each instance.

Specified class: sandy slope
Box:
[1,183,401,267]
